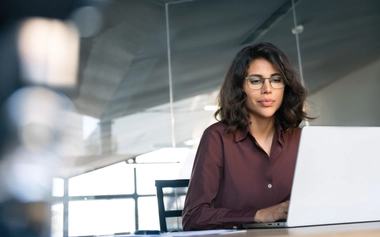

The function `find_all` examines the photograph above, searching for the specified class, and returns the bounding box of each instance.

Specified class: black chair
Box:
[155,179,189,232]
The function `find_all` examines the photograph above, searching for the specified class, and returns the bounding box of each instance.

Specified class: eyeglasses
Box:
[245,75,285,90]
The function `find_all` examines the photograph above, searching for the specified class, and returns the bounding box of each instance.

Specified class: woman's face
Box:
[243,58,285,121]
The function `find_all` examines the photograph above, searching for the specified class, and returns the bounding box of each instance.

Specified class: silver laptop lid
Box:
[287,126,380,227]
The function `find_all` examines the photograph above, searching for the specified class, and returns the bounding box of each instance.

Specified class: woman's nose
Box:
[261,79,272,93]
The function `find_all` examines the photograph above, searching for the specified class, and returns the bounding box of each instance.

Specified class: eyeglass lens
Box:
[246,76,285,89]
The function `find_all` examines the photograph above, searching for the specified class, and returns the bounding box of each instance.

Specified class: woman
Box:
[182,42,314,230]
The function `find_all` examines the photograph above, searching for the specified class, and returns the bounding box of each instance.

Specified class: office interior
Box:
[0,0,380,236]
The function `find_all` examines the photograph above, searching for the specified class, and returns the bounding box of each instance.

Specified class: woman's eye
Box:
[271,77,282,83]
[250,80,261,84]
[248,77,262,84]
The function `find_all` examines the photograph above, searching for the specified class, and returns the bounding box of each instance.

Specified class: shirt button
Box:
[268,184,273,189]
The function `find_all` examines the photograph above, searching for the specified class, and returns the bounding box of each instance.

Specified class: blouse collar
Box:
[234,122,284,144]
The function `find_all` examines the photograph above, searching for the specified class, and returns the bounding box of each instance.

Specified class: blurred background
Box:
[1,0,380,236]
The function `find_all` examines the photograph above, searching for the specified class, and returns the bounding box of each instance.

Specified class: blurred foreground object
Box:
[0,0,108,235]
[18,18,79,88]
[0,2,85,237]
[0,86,77,237]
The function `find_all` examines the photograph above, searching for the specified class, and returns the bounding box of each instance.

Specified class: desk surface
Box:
[228,222,380,237]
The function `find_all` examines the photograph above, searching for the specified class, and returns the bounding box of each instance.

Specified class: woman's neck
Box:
[249,116,276,139]
[249,116,276,156]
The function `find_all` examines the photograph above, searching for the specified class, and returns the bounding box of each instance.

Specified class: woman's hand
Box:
[253,201,289,223]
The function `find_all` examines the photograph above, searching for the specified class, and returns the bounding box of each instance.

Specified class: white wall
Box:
[308,58,380,126]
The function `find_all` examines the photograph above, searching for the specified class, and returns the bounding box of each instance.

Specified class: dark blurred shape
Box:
[0,0,104,236]
[0,22,21,156]
[0,0,77,26]
[0,200,50,237]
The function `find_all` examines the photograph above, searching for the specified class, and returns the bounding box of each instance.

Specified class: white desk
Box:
[232,222,380,237]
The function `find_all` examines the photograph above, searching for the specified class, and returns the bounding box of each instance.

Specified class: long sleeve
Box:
[182,122,301,230]
[182,125,257,230]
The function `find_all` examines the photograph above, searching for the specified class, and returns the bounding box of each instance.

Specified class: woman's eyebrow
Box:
[247,73,281,77]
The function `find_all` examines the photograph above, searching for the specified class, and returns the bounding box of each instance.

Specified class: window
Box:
[52,147,193,236]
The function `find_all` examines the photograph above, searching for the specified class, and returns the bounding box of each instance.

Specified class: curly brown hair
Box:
[214,42,314,132]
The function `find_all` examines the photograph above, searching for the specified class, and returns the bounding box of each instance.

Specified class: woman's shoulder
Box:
[283,125,302,139]
[205,121,229,133]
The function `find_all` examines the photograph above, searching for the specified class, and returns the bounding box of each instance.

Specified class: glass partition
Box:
[16,0,378,236]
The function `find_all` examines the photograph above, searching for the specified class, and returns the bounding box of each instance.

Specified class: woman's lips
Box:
[259,99,274,106]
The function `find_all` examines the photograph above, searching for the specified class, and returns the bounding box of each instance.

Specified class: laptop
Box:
[243,126,380,229]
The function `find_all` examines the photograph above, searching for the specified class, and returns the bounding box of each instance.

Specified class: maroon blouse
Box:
[182,121,302,230]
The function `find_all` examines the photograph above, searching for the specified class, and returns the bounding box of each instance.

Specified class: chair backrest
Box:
[155,179,189,232]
